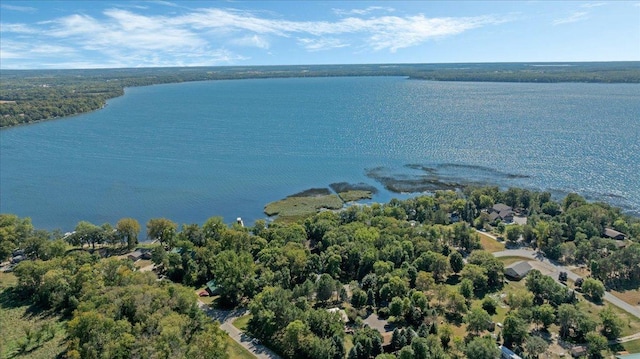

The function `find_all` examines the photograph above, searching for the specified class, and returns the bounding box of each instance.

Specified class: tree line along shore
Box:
[1,186,639,358]
[1,62,639,128]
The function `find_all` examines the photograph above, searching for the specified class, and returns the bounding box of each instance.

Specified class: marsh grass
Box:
[337,190,373,202]
[264,194,343,217]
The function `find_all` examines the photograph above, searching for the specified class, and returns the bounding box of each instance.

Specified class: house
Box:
[489,204,515,224]
[492,204,512,213]
[505,261,533,280]
[604,228,626,240]
[500,345,523,359]
[205,279,220,296]
[571,345,587,358]
[127,250,143,261]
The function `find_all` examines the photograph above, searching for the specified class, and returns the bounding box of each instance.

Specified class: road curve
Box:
[492,248,640,319]
[198,302,282,359]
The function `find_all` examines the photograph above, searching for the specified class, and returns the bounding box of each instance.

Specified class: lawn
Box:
[232,314,252,332]
[477,232,505,253]
[0,289,67,359]
[497,256,532,266]
[622,338,640,354]
[134,259,153,270]
[226,336,256,359]
[0,272,18,290]
[611,288,640,308]
[575,298,640,337]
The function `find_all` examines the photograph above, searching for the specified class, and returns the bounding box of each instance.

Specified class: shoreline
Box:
[3,62,639,129]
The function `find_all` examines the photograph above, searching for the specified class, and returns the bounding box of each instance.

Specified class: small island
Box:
[264,183,377,218]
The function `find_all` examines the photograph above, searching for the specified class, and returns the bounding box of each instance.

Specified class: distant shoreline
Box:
[2,62,639,128]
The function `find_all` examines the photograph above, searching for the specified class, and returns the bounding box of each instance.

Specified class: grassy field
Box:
[232,314,252,332]
[226,336,256,359]
[0,285,67,359]
[611,288,640,308]
[622,338,640,353]
[477,232,505,253]
[497,256,532,266]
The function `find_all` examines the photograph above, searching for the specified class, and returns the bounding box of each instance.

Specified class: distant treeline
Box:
[1,62,639,128]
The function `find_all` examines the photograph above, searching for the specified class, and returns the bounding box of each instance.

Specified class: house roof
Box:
[500,345,523,359]
[127,250,143,260]
[505,261,533,279]
[493,203,512,213]
[499,210,514,219]
[489,212,501,222]
[604,228,626,239]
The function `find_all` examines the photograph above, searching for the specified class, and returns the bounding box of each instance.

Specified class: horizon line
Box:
[1,60,639,72]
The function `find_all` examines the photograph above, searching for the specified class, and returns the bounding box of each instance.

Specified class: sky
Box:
[1,1,639,69]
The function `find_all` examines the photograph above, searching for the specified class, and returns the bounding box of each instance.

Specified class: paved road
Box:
[611,331,640,345]
[198,302,281,359]
[492,248,640,319]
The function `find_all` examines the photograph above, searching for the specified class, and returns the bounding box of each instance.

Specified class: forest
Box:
[1,186,639,358]
[1,61,639,127]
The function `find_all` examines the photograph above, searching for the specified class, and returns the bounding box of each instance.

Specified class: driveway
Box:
[492,248,640,319]
[198,302,282,359]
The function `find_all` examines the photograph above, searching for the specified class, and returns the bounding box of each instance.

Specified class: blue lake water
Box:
[1,77,639,230]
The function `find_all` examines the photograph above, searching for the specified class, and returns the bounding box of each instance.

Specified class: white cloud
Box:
[580,2,606,8]
[231,35,270,49]
[297,38,349,52]
[553,11,589,25]
[333,6,395,16]
[0,4,37,12]
[0,23,39,34]
[0,6,510,68]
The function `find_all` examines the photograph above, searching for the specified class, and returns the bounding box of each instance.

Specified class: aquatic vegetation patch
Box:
[264,193,343,217]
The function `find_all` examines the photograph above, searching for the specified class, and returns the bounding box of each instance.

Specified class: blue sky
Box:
[1,1,639,69]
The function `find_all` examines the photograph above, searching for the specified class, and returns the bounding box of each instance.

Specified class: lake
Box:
[1,77,639,231]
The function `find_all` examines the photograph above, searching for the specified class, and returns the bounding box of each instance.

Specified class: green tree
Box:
[582,278,605,302]
[532,303,556,329]
[116,218,140,249]
[465,336,500,359]
[449,251,464,274]
[351,288,367,309]
[202,216,226,241]
[466,307,491,335]
[316,274,335,303]
[505,225,522,244]
[459,278,474,299]
[398,346,414,359]
[212,250,255,306]
[460,264,488,295]
[585,332,607,359]
[524,335,548,359]
[503,314,528,347]
[557,304,577,339]
[599,306,623,340]
[146,218,177,247]
[481,296,497,315]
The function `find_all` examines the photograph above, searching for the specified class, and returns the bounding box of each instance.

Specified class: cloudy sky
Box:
[1,1,639,69]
